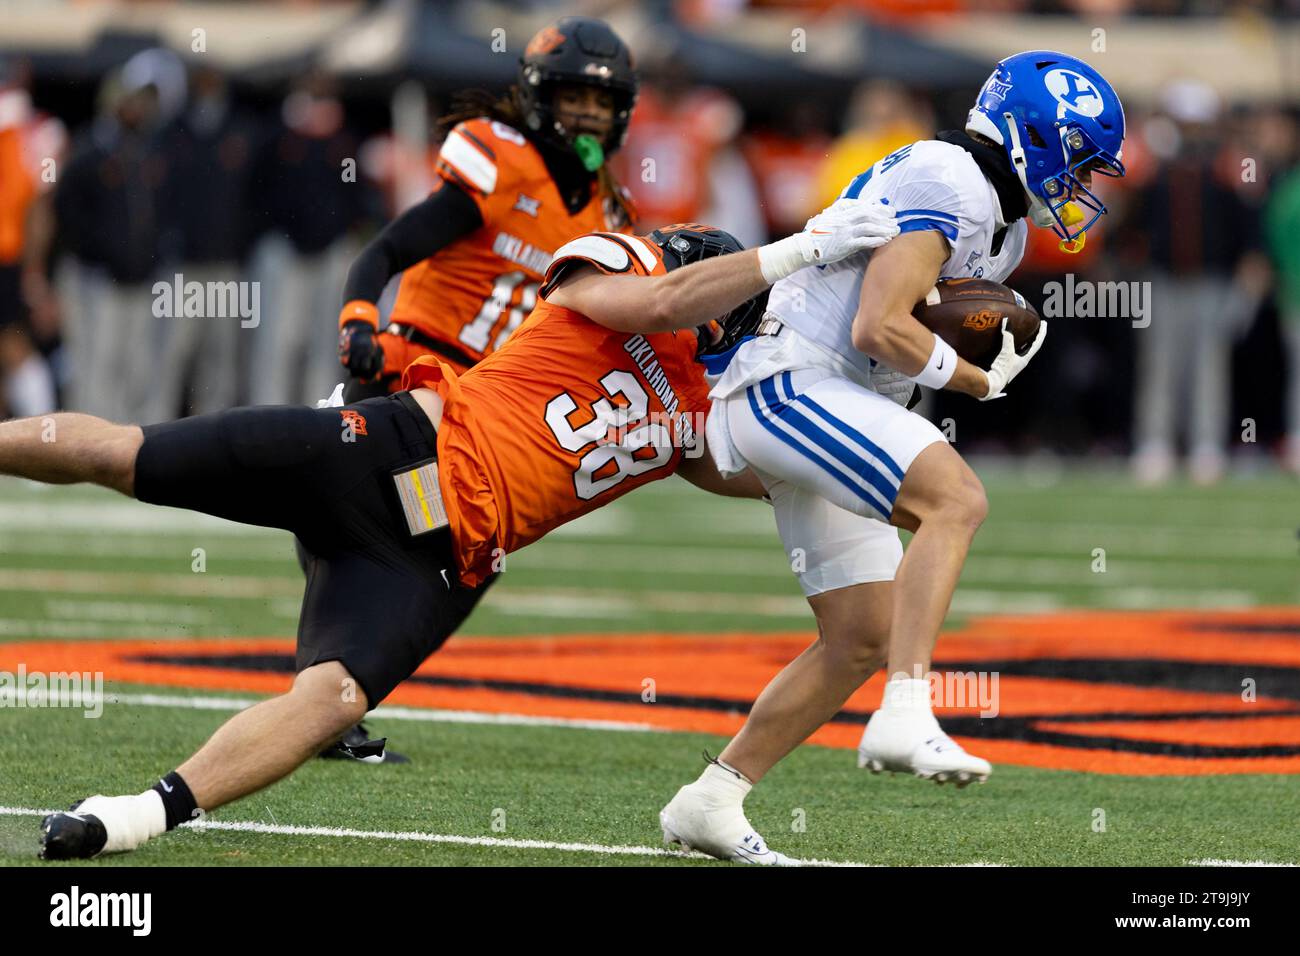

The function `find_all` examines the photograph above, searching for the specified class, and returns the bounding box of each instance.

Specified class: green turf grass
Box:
[2,686,1297,866]
[0,466,1297,865]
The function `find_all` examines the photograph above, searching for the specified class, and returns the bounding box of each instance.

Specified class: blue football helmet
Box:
[966,50,1125,245]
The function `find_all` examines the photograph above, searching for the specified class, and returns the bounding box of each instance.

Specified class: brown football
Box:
[913,278,1040,370]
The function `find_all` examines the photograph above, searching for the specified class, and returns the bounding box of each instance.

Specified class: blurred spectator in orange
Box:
[614,51,757,234]
[814,79,932,209]
[0,55,63,416]
[740,102,832,240]
[674,0,750,25]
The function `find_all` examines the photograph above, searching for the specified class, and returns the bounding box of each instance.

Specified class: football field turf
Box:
[1,465,1297,866]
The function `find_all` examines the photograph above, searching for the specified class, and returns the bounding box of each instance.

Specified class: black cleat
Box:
[39,801,108,860]
[317,723,410,764]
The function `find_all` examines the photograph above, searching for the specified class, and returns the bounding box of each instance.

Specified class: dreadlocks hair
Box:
[438,88,523,134]
[438,87,636,227]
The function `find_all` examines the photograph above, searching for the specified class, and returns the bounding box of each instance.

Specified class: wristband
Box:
[907,333,958,389]
[339,299,380,330]
[756,235,807,284]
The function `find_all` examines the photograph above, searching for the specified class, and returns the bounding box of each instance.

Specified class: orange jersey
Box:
[740,128,832,235]
[389,117,634,366]
[402,231,711,587]
[614,87,736,227]
[0,91,65,265]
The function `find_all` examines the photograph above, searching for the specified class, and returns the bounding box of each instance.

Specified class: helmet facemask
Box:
[1021,122,1125,243]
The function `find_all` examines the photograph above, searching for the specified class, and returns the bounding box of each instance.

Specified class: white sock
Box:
[77,791,167,853]
[694,760,752,808]
[881,677,934,713]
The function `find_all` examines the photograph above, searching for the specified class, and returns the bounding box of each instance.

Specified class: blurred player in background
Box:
[662,51,1124,864]
[149,63,259,421]
[335,16,640,400]
[814,79,933,214]
[1128,81,1271,486]
[247,70,368,409]
[1265,117,1300,474]
[55,64,168,425]
[616,48,764,248]
[17,203,898,861]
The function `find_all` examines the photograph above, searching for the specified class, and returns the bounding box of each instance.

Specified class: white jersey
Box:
[767,139,1027,380]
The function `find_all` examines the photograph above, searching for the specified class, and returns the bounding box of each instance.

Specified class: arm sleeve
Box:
[888,178,964,245]
[340,181,484,306]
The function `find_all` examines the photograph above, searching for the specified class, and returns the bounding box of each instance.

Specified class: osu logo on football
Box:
[962,309,1003,331]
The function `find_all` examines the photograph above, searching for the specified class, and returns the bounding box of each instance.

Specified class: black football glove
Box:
[339,320,385,381]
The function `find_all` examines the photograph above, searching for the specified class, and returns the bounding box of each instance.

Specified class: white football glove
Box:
[758,198,898,283]
[981,318,1048,401]
[869,364,916,407]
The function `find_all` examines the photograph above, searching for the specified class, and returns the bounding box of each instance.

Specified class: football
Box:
[913,278,1041,370]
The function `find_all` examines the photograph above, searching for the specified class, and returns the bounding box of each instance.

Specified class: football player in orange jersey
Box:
[320,17,642,761]
[335,16,640,400]
[14,199,899,861]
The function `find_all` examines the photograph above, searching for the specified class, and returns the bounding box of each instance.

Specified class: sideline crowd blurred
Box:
[0,37,1297,482]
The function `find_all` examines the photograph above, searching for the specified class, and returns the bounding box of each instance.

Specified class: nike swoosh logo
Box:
[160,780,173,792]
[936,355,945,369]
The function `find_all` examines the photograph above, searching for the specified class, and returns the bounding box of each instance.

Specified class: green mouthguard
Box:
[573,134,605,172]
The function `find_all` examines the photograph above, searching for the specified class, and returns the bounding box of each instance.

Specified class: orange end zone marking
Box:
[3,607,1299,775]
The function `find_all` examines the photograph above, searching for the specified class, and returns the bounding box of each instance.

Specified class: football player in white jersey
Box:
[661,51,1126,865]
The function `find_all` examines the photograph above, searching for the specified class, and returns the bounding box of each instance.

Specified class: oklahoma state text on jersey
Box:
[402,232,710,587]
[391,117,634,367]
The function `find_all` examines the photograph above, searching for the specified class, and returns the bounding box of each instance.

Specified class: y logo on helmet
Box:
[1044,69,1104,118]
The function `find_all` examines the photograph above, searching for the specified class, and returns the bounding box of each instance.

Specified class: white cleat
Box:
[660,782,797,866]
[857,710,991,787]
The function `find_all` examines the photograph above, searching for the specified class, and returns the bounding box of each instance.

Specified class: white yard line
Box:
[43,599,212,624]
[0,501,276,535]
[0,535,296,560]
[83,691,664,734]
[0,569,301,599]
[0,810,1287,868]
[1188,858,1298,867]
[0,806,858,866]
[0,571,1259,623]
[0,619,202,638]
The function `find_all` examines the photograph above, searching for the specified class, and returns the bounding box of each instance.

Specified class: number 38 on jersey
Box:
[545,368,699,500]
